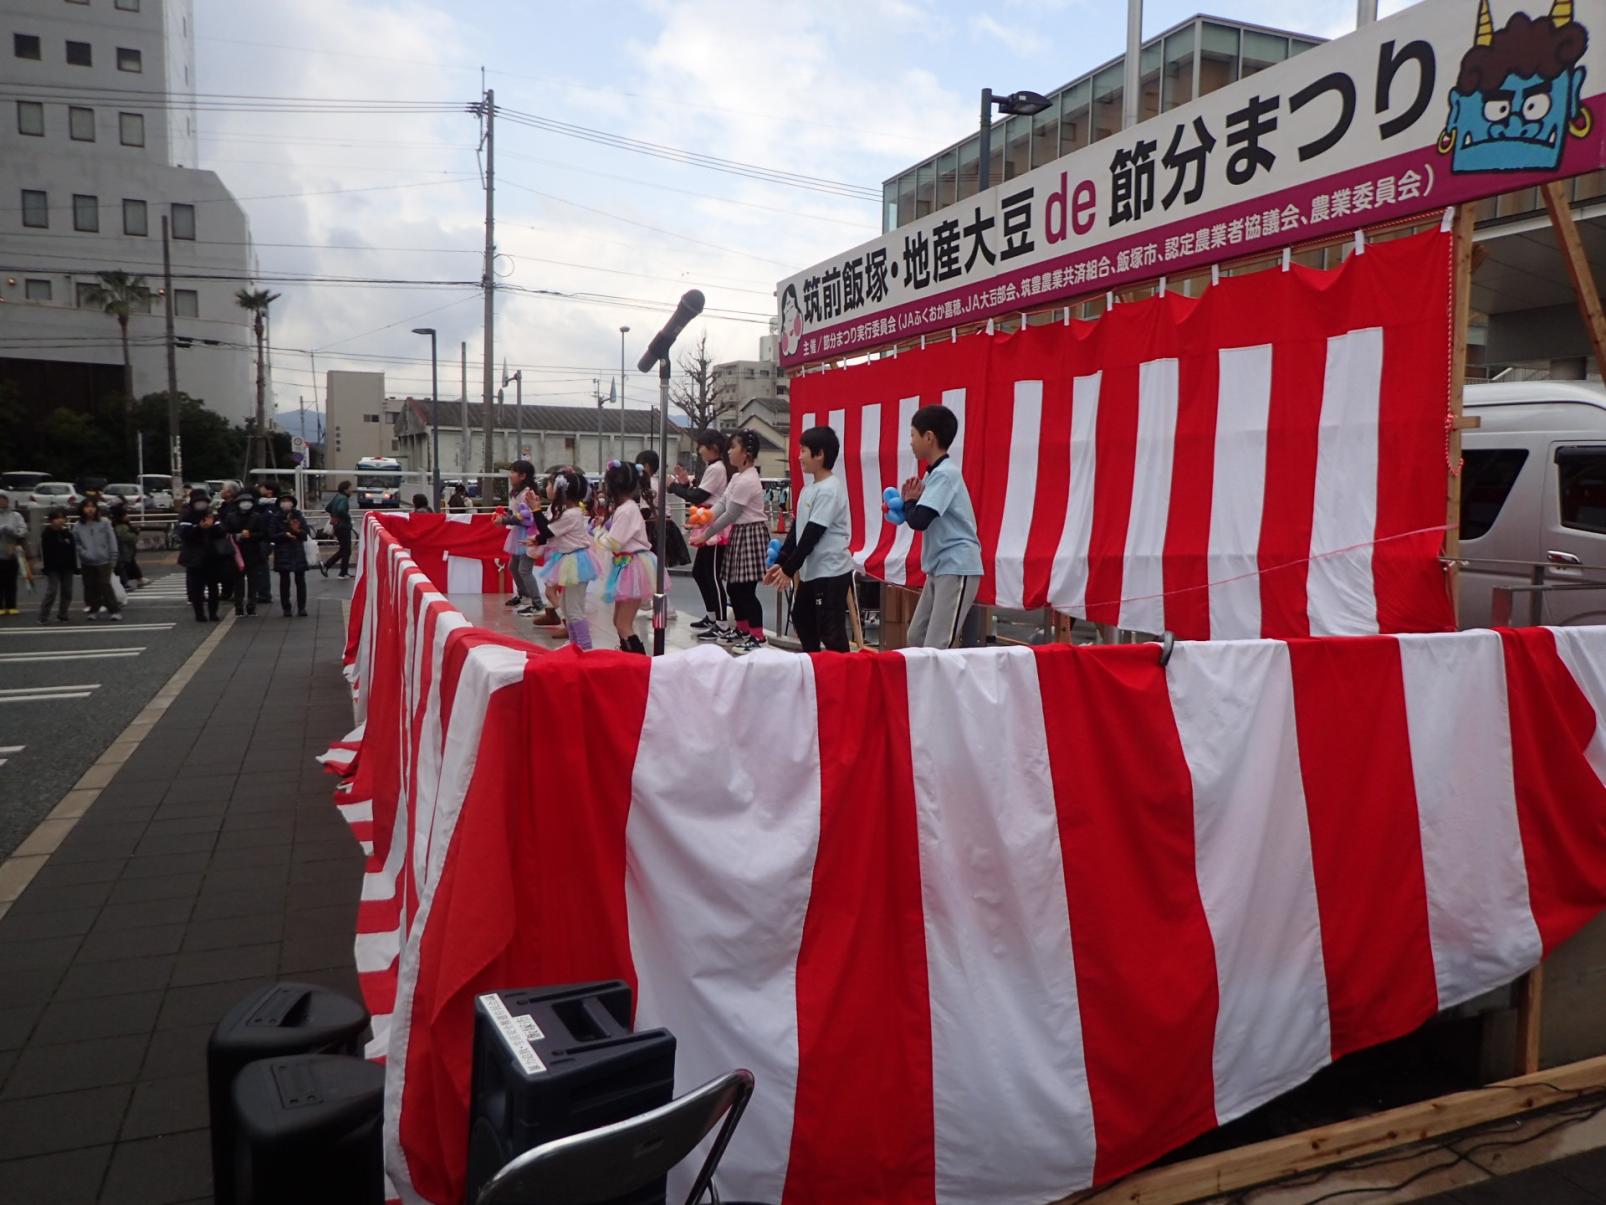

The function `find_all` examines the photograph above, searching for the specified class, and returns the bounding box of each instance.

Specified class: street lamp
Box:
[618,325,630,463]
[977,88,1052,192]
[412,327,440,508]
[502,365,523,461]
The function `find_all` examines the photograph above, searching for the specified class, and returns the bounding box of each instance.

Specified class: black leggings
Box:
[691,543,726,619]
[726,579,763,635]
[279,570,308,613]
[0,558,16,609]
[185,565,219,618]
[324,525,351,575]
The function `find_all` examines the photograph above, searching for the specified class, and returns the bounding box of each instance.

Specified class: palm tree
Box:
[235,288,282,470]
[84,270,152,452]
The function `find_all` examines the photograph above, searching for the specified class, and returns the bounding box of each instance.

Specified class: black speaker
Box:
[230,1053,386,1205]
[464,981,676,1205]
[208,982,371,1205]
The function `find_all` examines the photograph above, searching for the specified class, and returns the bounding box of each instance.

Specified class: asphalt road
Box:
[0,565,303,859]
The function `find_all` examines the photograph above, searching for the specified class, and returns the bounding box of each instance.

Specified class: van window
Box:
[1460,449,1528,540]
[1558,446,1606,535]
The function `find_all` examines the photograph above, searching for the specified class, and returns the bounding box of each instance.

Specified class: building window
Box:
[123,198,147,236]
[76,282,99,308]
[171,202,195,239]
[362,414,381,423]
[24,279,51,302]
[16,100,43,136]
[116,46,141,72]
[14,33,41,59]
[174,288,198,318]
[69,106,95,141]
[21,189,48,228]
[66,40,91,67]
[119,111,144,146]
[67,0,89,5]
[116,0,141,9]
[73,193,99,232]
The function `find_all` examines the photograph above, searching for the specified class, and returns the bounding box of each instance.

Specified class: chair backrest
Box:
[475,1069,755,1205]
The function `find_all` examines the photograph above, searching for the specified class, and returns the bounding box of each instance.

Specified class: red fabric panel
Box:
[1082,363,1138,627]
[785,652,935,1204]
[1036,642,1218,1183]
[1163,341,1218,640]
[1288,636,1439,1056]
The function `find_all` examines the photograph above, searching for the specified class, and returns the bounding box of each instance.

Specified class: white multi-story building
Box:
[0,0,255,424]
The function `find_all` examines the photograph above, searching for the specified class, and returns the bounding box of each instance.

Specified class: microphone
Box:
[637,290,705,372]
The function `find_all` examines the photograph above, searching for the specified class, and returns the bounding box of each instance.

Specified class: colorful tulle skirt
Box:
[538,547,600,588]
[602,549,657,603]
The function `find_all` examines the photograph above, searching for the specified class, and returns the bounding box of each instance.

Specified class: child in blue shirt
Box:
[767,426,854,652]
[900,404,982,649]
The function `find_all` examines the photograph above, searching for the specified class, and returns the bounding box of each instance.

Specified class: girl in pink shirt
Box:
[597,462,657,655]
[531,468,600,651]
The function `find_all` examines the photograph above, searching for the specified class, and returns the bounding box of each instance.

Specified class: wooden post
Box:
[1516,964,1545,1076]
[1446,204,1477,628]
[847,579,866,651]
[1542,180,1606,380]
[881,583,914,650]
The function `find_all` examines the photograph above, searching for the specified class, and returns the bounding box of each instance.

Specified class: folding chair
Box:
[475,1069,756,1205]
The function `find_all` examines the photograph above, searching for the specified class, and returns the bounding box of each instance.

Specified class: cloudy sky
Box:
[191,0,1415,415]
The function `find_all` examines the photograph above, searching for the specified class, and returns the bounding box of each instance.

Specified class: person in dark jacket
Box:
[253,482,279,602]
[38,508,76,624]
[223,490,270,616]
[176,493,227,622]
[214,485,244,608]
[271,494,311,617]
[319,481,353,578]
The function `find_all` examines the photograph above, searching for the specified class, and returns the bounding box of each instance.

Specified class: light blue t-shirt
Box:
[794,474,854,581]
[917,457,983,577]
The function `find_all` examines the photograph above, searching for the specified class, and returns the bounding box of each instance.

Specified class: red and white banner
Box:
[327,516,1606,1205]
[790,226,1456,641]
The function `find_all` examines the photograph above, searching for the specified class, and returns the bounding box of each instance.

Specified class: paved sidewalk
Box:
[0,577,360,1204]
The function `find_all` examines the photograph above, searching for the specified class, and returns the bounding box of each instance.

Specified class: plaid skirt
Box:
[721,521,769,583]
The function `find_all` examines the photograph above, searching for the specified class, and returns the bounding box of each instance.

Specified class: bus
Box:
[354,457,403,509]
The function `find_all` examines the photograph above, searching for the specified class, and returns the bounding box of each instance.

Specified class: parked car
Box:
[1,471,50,510]
[139,474,175,510]
[104,483,150,510]
[26,481,81,512]
[1459,381,1606,629]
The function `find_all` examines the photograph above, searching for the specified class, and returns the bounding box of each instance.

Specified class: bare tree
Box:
[667,333,734,435]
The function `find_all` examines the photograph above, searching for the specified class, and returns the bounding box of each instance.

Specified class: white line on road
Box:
[0,623,175,635]
[0,684,100,696]
[0,692,93,704]
[0,648,144,662]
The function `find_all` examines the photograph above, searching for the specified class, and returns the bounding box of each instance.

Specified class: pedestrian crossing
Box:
[0,647,144,663]
[0,684,99,704]
[0,623,175,636]
[0,745,21,767]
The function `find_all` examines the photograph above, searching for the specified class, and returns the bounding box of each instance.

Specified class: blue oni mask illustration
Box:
[1441,0,1591,174]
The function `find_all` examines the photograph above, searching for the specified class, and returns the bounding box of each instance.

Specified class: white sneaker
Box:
[109,613,124,622]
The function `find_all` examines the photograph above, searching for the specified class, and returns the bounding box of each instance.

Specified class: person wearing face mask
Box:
[176,491,222,622]
[225,490,270,616]
[253,482,280,603]
[0,495,26,616]
[270,493,311,617]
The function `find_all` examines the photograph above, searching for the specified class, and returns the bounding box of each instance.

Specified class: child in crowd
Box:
[532,468,599,651]
[113,509,146,592]
[669,431,731,635]
[765,425,853,653]
[38,508,76,624]
[694,429,769,652]
[597,462,657,655]
[74,499,123,622]
[0,495,26,615]
[900,404,982,649]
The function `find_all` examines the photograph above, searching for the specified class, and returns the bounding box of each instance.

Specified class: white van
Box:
[1459,381,1606,629]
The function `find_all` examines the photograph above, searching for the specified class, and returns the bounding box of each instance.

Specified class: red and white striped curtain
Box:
[329,521,1606,1205]
[790,227,1457,641]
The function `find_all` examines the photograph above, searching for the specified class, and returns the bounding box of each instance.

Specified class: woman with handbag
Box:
[270,494,312,617]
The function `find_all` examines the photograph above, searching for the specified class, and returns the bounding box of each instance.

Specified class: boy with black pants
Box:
[900,404,982,649]
[38,508,76,624]
[767,426,853,653]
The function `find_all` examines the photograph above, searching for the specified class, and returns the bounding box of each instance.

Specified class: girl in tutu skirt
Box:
[531,467,600,650]
[597,462,656,655]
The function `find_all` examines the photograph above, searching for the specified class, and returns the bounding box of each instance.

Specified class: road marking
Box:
[0,648,144,662]
[0,692,93,704]
[0,684,100,696]
[0,746,18,768]
[0,623,175,635]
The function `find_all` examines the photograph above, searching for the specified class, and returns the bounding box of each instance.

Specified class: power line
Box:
[0,176,478,215]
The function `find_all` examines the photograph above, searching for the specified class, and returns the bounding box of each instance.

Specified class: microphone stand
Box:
[653,357,671,656]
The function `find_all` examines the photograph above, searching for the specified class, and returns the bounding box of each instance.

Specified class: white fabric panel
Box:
[902,646,1098,1202]
[992,381,1044,609]
[853,402,883,568]
[882,395,922,586]
[1207,344,1273,640]
[1167,640,1333,1123]
[1307,326,1383,636]
[1119,358,1180,634]
[1397,631,1542,1008]
[626,646,820,1204]
[941,387,967,470]
[1549,626,1606,782]
[1049,373,1102,615]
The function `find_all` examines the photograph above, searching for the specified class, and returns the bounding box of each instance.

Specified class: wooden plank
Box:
[1446,204,1477,628]
[1059,1053,1606,1205]
[1542,180,1606,381]
[846,577,866,651]
[1516,965,1545,1076]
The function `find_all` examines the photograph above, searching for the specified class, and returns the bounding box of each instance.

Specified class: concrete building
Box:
[712,332,790,453]
[324,371,403,464]
[0,0,256,422]
[393,398,695,478]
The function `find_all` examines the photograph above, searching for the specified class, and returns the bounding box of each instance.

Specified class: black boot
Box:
[625,634,646,656]
[194,607,207,623]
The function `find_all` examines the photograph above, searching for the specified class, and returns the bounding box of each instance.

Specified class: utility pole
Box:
[459,340,468,478]
[619,325,630,463]
[479,88,496,481]
[162,215,182,490]
[594,378,605,472]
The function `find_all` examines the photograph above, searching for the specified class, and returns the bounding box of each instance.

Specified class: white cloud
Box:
[972,14,1047,59]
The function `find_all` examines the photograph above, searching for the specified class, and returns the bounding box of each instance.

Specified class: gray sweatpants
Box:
[511,553,543,606]
[907,574,979,650]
